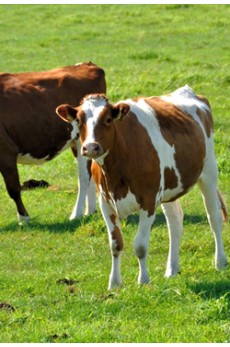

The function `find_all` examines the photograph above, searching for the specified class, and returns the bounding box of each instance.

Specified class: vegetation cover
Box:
[0,4,229,342]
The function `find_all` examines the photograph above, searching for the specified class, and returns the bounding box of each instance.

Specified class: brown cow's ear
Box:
[111,103,130,121]
[56,104,77,122]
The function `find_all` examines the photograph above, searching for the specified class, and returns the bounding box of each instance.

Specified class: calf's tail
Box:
[218,190,228,223]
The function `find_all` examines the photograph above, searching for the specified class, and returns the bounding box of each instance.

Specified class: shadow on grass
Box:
[0,214,95,234]
[187,279,230,300]
[126,211,206,227]
[0,211,207,234]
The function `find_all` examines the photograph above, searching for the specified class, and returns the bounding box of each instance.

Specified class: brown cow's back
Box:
[0,62,106,161]
[0,62,106,223]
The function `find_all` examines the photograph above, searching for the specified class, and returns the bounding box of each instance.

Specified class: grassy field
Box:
[0,4,229,343]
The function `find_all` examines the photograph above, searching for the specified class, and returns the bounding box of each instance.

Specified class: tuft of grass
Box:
[0,4,229,343]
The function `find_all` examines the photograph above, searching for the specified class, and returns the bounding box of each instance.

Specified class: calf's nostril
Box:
[94,145,100,152]
[82,146,87,154]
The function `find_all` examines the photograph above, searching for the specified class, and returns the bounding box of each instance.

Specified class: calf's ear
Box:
[56,104,77,122]
[111,103,130,121]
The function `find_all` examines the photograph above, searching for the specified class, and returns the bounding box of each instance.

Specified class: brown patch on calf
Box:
[145,97,194,137]
[87,159,92,179]
[196,94,211,108]
[145,97,206,194]
[196,107,213,138]
[91,161,112,204]
[164,167,178,190]
[95,111,161,217]
[110,214,124,253]
[192,94,213,138]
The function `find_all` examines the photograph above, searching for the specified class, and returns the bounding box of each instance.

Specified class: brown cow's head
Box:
[55,104,80,141]
[56,94,130,162]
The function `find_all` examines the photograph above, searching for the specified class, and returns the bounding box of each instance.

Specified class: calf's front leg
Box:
[99,195,123,289]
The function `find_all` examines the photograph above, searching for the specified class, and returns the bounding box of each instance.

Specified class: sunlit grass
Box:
[0,4,229,343]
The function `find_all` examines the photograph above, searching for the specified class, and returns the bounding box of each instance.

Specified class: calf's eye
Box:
[105,117,112,125]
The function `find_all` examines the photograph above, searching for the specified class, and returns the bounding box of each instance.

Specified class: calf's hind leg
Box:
[134,210,155,285]
[161,200,184,278]
[0,156,29,225]
[198,176,227,270]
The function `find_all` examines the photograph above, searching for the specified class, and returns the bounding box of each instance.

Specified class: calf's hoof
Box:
[215,258,228,271]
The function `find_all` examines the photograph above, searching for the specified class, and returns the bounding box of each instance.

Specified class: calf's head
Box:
[56,94,130,161]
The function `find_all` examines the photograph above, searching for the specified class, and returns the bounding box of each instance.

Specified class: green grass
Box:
[0,4,229,343]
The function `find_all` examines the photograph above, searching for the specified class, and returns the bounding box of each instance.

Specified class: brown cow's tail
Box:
[218,190,228,223]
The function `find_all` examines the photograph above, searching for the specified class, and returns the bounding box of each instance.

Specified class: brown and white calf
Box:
[0,62,106,224]
[57,85,228,289]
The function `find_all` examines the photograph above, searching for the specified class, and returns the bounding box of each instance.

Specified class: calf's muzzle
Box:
[81,142,103,159]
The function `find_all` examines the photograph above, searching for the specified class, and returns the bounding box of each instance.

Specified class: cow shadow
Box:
[0,211,206,234]
[126,212,206,227]
[187,279,230,300]
[0,215,93,234]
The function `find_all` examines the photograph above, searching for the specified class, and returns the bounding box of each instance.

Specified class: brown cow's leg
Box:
[0,157,29,224]
[70,145,96,220]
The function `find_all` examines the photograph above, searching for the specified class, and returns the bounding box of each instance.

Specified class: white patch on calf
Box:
[161,201,184,277]
[115,190,140,219]
[99,185,140,220]
[82,97,107,144]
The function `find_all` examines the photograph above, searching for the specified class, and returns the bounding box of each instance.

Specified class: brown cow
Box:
[57,85,228,289]
[0,62,106,224]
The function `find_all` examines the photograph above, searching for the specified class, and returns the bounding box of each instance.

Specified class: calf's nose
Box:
[81,142,103,158]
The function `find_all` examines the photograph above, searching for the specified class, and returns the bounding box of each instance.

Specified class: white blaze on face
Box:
[82,96,107,144]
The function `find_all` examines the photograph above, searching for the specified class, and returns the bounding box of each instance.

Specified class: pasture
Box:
[0,4,229,342]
